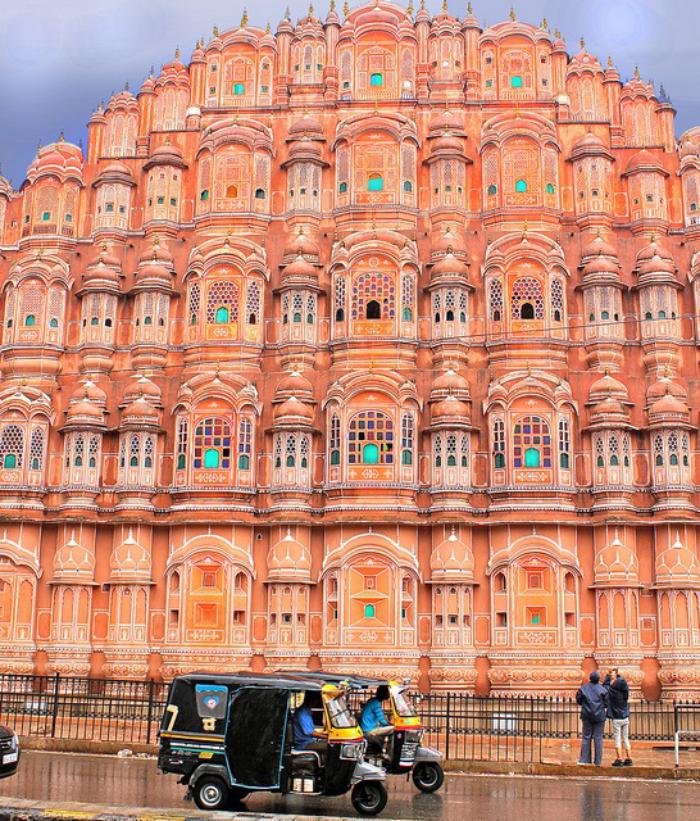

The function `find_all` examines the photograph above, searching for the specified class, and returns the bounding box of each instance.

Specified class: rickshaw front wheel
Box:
[351,780,388,816]
[412,761,444,793]
[193,776,230,810]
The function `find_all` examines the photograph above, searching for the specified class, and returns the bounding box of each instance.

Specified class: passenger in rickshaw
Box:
[292,691,328,753]
[359,686,394,752]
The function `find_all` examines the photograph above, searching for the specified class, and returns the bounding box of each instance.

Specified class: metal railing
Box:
[0,673,697,764]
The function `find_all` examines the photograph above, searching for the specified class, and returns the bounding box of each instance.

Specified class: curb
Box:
[443,759,700,780]
[0,798,380,821]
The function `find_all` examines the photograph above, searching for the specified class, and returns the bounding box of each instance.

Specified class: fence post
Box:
[145,679,155,746]
[50,672,60,738]
[444,691,451,761]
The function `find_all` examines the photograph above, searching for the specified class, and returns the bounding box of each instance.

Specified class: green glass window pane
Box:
[255,188,265,199]
[560,453,570,469]
[515,179,528,193]
[204,448,220,468]
[238,454,250,470]
[25,315,36,327]
[546,183,555,194]
[215,306,229,324]
[177,454,186,469]
[531,612,541,624]
[331,449,340,465]
[4,454,16,468]
[233,83,245,95]
[286,455,295,467]
[49,318,58,328]
[610,455,619,466]
[370,73,383,87]
[402,450,412,466]
[362,443,379,464]
[403,180,412,192]
[367,175,383,192]
[494,453,505,469]
[525,447,540,468]
[42,211,51,221]
[488,184,497,196]
[511,75,523,88]
[200,189,209,201]
[129,456,138,467]
[364,604,376,618]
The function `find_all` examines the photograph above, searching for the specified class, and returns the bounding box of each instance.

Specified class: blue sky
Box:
[1,0,698,186]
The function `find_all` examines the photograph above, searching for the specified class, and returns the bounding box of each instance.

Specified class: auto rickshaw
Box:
[278,670,444,792]
[157,672,388,815]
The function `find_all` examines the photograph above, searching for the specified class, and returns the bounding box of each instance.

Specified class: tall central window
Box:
[207,281,239,325]
[348,411,394,465]
[511,277,544,321]
[513,416,551,469]
[352,272,395,322]
[367,173,384,192]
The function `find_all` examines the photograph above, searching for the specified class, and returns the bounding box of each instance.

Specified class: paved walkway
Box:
[1,751,700,820]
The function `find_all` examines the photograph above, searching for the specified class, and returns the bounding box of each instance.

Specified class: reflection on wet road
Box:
[0,751,698,820]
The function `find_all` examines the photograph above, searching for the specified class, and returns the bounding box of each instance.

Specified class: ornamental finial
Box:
[408,0,414,14]
[634,65,640,80]
[509,6,516,22]
[467,2,473,14]
[58,131,65,142]
[175,46,180,59]
[309,3,314,15]
[241,8,248,27]
[541,17,547,30]
[607,56,613,68]
[213,24,219,36]
[344,0,349,16]
[330,0,336,10]
[580,37,585,50]
[442,0,448,13]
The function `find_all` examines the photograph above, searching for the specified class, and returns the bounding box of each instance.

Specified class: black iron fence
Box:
[1,673,699,764]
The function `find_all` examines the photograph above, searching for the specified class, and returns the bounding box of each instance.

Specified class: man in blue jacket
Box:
[576,671,608,766]
[604,668,632,767]
[360,685,393,750]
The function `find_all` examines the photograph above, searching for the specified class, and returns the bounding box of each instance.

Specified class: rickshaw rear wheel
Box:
[412,761,444,793]
[193,776,229,810]
[351,781,388,816]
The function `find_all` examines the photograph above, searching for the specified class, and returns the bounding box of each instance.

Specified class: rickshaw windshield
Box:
[326,693,356,728]
[391,686,416,717]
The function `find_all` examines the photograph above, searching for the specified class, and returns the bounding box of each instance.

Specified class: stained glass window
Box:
[233,83,245,95]
[176,417,188,470]
[238,418,252,470]
[401,413,414,466]
[513,416,551,469]
[330,414,341,465]
[348,411,394,465]
[194,417,231,470]
[493,419,505,469]
[558,418,570,469]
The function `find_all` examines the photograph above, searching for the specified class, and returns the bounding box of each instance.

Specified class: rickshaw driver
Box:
[292,691,328,753]
[359,686,394,750]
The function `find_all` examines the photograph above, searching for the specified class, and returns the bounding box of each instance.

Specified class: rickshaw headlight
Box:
[10,734,18,751]
[339,741,365,761]
[405,730,423,745]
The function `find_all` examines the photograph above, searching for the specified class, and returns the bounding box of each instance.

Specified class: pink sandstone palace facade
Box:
[1,1,700,697]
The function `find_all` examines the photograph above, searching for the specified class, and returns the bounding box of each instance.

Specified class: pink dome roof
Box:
[275,370,315,401]
[589,372,628,402]
[432,225,467,257]
[649,392,688,417]
[432,369,469,395]
[431,251,470,278]
[267,529,312,581]
[430,108,464,134]
[594,533,639,585]
[273,395,314,424]
[624,149,665,175]
[581,232,617,259]
[656,535,700,587]
[283,228,320,260]
[72,380,107,404]
[288,113,324,139]
[430,529,475,582]
[281,254,318,280]
[66,399,104,422]
[123,376,161,404]
[121,397,159,424]
[431,395,470,422]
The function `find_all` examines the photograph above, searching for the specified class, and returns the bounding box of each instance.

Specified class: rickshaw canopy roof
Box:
[176,671,325,692]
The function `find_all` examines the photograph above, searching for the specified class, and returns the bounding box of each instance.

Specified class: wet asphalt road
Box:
[0,751,699,820]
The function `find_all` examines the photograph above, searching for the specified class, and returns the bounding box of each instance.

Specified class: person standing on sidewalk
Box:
[576,671,608,766]
[604,668,633,767]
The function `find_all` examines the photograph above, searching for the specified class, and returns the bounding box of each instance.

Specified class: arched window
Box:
[339,182,348,193]
[330,413,341,465]
[254,188,265,200]
[367,174,384,192]
[0,424,24,470]
[193,418,231,471]
[493,418,505,469]
[546,183,555,195]
[366,300,381,320]
[238,418,252,470]
[513,416,551,469]
[511,75,524,89]
[488,184,498,196]
[348,411,394,465]
[401,413,414,466]
[403,180,412,192]
[515,179,528,193]
[558,418,571,470]
[370,73,383,87]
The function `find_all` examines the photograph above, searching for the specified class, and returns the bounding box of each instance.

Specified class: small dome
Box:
[430,134,464,154]
[430,529,475,582]
[656,534,700,587]
[283,228,320,260]
[123,375,161,404]
[431,395,470,422]
[281,253,317,280]
[430,108,464,134]
[431,251,470,279]
[72,380,107,404]
[595,532,639,585]
[625,149,665,175]
[589,372,628,402]
[121,397,159,425]
[95,161,134,183]
[636,238,676,278]
[432,369,469,395]
[581,232,617,259]
[267,528,312,582]
[273,395,314,424]
[288,113,324,140]
[649,391,688,417]
[275,369,314,402]
[144,142,186,169]
[287,138,323,162]
[432,225,467,257]
[646,378,687,403]
[138,239,174,265]
[66,399,104,422]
